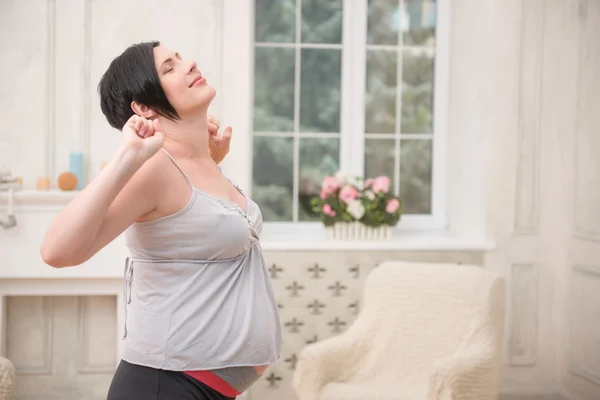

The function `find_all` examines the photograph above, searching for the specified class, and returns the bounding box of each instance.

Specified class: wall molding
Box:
[215,0,225,117]
[572,105,600,241]
[573,264,600,278]
[78,296,116,374]
[572,232,600,244]
[572,0,600,243]
[499,395,565,400]
[514,0,543,235]
[45,0,57,180]
[569,366,600,389]
[10,297,54,375]
[568,265,600,387]
[0,279,123,378]
[44,0,92,186]
[508,263,539,366]
[0,297,6,356]
[82,0,92,188]
[514,0,544,236]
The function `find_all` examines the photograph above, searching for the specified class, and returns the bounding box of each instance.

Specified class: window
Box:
[250,0,447,229]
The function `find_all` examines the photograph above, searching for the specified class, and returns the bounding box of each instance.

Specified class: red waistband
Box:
[184,370,241,397]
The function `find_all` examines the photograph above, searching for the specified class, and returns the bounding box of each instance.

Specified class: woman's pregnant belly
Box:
[254,365,269,376]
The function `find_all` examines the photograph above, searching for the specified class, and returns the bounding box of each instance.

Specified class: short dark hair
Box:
[98,41,179,130]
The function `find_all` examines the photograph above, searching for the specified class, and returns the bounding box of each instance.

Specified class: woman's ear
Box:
[131,101,157,118]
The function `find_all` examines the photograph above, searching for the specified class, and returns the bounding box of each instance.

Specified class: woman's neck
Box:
[160,112,210,159]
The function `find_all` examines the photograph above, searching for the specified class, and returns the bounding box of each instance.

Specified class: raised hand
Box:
[122,115,165,162]
[207,115,232,164]
[208,114,220,139]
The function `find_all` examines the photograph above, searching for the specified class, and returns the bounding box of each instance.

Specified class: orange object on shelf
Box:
[57,172,78,191]
[36,177,52,190]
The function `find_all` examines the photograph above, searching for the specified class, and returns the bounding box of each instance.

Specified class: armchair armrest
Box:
[428,341,500,400]
[428,271,506,400]
[0,357,16,399]
[293,323,369,400]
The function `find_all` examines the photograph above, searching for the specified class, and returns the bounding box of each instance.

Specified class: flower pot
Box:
[326,222,392,241]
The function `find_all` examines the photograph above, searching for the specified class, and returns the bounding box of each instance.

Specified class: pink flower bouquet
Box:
[311,173,403,228]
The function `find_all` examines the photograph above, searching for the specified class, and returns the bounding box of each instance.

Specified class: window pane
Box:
[367,0,400,45]
[401,50,434,133]
[254,48,295,132]
[299,138,340,221]
[403,0,436,46]
[302,0,343,44]
[400,140,432,213]
[252,137,294,221]
[300,49,341,132]
[255,0,296,43]
[364,138,396,191]
[365,50,397,134]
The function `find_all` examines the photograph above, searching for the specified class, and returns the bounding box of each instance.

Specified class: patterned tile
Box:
[249,252,374,400]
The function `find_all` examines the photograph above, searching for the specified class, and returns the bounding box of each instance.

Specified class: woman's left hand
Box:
[208,115,232,164]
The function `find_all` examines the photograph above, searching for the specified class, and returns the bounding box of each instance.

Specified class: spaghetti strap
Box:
[160,148,194,188]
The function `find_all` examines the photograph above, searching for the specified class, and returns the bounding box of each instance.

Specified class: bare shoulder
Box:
[137,151,190,222]
[124,149,188,222]
[126,149,171,193]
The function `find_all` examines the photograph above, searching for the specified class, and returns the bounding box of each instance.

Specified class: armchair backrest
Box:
[355,261,505,374]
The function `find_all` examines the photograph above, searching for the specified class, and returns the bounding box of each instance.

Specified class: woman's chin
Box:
[198,86,216,106]
[183,90,216,113]
[207,86,217,100]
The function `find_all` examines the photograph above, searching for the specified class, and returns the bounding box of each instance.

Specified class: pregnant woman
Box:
[40,41,282,400]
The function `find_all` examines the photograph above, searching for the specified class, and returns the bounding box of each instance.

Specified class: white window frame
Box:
[221,0,450,237]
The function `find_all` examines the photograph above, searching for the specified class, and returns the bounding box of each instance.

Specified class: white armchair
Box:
[293,261,506,400]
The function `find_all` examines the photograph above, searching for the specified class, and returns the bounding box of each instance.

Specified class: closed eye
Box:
[160,52,181,74]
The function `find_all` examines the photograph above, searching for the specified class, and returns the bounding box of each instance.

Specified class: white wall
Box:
[1,0,599,399]
[481,0,600,399]
[557,1,600,399]
[0,0,224,190]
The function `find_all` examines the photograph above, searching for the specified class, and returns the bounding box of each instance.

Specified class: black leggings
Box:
[107,360,236,400]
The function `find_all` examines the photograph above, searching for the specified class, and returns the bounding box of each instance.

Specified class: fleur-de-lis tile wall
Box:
[250,255,369,400]
[248,250,482,400]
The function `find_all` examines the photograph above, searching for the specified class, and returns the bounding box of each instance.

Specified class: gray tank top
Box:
[121,149,282,376]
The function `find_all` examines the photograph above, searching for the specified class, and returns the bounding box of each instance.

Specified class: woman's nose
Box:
[188,60,198,74]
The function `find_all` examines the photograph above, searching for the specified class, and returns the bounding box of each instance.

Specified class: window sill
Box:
[259,225,494,252]
[2,191,493,252]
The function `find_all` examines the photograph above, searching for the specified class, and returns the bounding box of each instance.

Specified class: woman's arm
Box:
[40,116,164,268]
